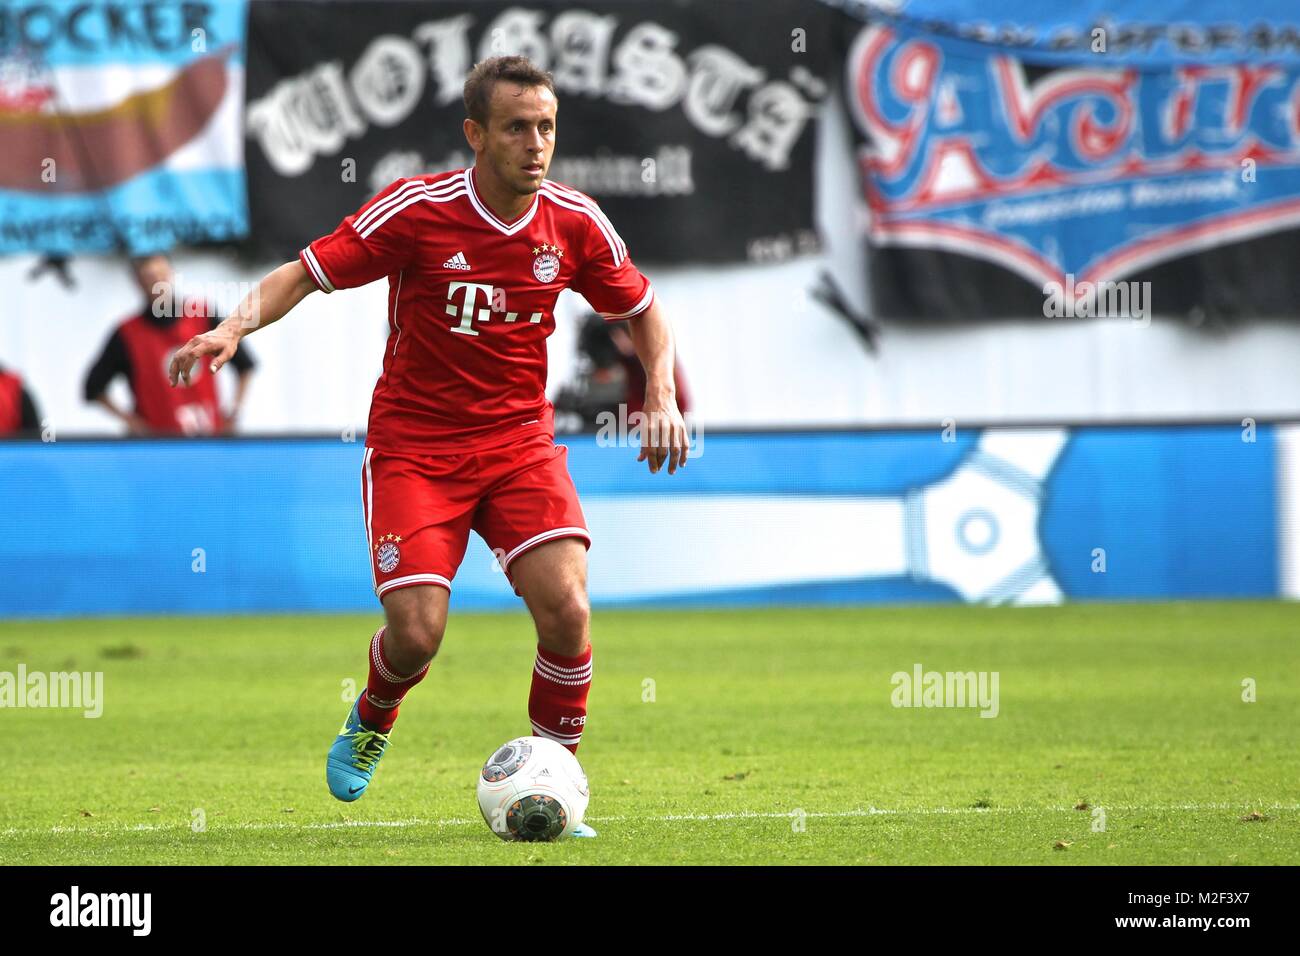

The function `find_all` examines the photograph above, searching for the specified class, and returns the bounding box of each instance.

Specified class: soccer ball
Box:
[476,736,589,841]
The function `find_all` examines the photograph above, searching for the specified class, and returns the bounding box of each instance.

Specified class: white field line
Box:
[3,803,1297,837]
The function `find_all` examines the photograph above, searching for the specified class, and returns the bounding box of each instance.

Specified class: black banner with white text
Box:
[244,0,831,264]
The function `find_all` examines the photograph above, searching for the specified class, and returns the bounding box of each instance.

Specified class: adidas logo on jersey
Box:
[443,251,471,271]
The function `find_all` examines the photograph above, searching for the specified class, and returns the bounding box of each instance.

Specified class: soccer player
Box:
[167,56,689,836]
[86,254,256,436]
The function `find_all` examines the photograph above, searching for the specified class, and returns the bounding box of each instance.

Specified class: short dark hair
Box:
[463,55,555,126]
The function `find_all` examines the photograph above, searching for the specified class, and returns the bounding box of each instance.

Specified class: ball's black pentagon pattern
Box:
[481,739,532,783]
[506,794,568,842]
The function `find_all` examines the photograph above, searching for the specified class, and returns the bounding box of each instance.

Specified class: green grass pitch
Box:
[1,601,1297,865]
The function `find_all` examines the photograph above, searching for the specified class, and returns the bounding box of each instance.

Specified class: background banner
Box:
[244,0,829,264]
[0,0,249,255]
[0,424,1278,618]
[832,0,1300,320]
[839,0,1300,68]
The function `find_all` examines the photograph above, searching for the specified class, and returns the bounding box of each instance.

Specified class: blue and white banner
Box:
[842,1,1300,68]
[0,0,248,254]
[0,424,1283,619]
[833,0,1300,319]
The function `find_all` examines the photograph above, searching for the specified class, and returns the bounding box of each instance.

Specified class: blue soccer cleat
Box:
[571,822,598,838]
[326,698,392,802]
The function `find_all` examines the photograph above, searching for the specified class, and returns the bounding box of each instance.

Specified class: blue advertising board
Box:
[0,423,1279,618]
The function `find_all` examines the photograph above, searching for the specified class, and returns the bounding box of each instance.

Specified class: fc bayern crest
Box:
[531,243,563,283]
[375,533,401,574]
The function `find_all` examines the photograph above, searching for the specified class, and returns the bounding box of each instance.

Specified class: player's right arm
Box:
[169,177,419,387]
[168,260,315,387]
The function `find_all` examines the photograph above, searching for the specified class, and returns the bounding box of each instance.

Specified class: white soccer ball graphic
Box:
[477,736,590,841]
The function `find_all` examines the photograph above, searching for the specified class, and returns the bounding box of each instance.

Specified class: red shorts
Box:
[359,433,590,601]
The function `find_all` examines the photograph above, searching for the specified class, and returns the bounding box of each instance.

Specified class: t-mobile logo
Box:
[446,281,493,337]
[445,282,542,336]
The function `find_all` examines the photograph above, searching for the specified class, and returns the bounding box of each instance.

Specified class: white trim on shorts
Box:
[376,573,453,599]
[501,526,592,573]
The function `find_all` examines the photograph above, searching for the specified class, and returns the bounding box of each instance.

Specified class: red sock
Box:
[356,626,428,732]
[529,643,592,753]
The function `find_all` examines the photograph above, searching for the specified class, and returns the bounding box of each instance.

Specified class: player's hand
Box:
[126,413,151,436]
[637,398,689,475]
[169,324,239,387]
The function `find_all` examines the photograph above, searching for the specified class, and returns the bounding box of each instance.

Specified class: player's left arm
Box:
[568,199,690,475]
[625,299,690,475]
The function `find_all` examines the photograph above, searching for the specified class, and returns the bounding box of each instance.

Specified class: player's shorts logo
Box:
[377,543,400,574]
[375,533,402,574]
[532,242,563,283]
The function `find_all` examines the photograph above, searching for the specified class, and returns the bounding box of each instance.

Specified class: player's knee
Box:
[381,585,448,670]
[385,612,445,670]
[535,587,589,655]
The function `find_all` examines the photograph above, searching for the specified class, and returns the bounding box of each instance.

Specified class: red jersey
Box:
[300,168,655,454]
[119,310,222,435]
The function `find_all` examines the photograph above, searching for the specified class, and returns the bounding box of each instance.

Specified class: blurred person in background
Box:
[0,361,41,438]
[84,254,256,436]
[555,312,691,430]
